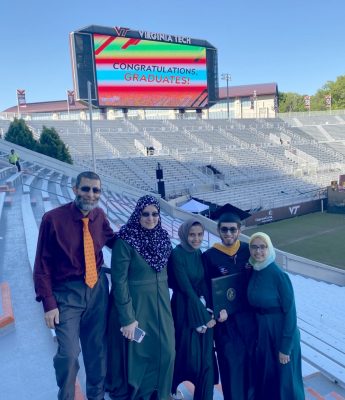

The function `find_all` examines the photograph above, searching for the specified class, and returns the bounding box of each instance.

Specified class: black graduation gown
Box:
[203,242,257,400]
[169,245,218,400]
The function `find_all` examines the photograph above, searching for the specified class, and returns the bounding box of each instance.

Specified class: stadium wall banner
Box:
[16,89,26,108]
[70,25,218,109]
[245,199,322,227]
[304,95,311,110]
[67,90,75,106]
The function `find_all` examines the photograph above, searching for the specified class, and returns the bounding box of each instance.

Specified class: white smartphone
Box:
[133,327,146,343]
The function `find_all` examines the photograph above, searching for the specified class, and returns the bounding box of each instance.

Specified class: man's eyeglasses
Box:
[250,244,268,251]
[80,186,102,194]
[141,211,160,218]
[220,227,238,234]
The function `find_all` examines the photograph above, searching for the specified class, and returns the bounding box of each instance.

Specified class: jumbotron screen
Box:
[70,25,218,109]
[94,34,207,108]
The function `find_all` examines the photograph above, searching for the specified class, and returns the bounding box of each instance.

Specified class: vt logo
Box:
[289,205,300,215]
[114,27,130,37]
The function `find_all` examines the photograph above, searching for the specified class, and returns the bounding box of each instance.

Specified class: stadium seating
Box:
[10,112,345,210]
[1,112,345,399]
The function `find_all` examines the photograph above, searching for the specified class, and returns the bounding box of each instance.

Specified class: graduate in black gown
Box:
[203,204,256,400]
[169,218,217,400]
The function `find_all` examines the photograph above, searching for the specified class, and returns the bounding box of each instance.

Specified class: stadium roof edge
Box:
[219,82,278,100]
[71,24,216,48]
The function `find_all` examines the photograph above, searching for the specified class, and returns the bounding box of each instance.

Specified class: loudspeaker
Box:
[156,169,163,180]
[157,181,165,199]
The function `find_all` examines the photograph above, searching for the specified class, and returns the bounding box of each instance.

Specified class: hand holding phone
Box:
[120,325,146,343]
[133,327,146,343]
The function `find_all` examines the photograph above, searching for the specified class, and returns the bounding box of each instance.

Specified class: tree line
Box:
[278,75,345,112]
[4,118,72,164]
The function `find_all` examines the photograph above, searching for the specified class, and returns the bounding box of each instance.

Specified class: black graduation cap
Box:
[210,203,251,224]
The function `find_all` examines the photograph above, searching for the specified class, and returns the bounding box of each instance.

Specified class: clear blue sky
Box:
[1,0,344,111]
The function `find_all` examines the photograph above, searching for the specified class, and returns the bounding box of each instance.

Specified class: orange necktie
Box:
[82,217,98,288]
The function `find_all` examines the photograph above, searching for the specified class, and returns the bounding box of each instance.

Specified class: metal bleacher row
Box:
[20,115,345,211]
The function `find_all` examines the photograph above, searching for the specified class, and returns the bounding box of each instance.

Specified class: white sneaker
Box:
[170,390,184,400]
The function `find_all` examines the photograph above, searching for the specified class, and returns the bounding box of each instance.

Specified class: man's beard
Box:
[222,235,239,247]
[75,196,99,212]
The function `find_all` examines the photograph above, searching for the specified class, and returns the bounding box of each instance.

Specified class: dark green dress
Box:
[107,238,175,400]
[169,245,217,400]
[247,262,305,400]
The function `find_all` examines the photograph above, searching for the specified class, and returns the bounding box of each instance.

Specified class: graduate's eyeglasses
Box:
[141,212,159,218]
[250,244,268,251]
[220,227,238,234]
[79,186,101,194]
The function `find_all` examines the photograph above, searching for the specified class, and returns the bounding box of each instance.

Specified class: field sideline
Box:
[243,212,345,270]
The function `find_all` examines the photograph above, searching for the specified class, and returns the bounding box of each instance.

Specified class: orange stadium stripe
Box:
[328,392,345,400]
[306,387,325,399]
[0,282,15,328]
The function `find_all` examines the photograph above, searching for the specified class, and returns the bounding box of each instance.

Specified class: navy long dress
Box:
[247,262,305,400]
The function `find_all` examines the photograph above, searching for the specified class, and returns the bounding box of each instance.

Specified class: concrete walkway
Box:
[0,185,58,399]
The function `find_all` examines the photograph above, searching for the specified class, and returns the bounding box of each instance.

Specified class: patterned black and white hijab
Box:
[118,195,172,272]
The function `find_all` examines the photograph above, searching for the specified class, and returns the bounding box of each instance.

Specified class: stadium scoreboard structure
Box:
[70,25,218,110]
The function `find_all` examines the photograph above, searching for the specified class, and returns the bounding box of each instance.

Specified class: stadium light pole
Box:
[221,73,231,119]
[87,81,97,173]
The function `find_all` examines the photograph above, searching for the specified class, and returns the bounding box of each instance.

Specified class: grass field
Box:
[243,212,345,270]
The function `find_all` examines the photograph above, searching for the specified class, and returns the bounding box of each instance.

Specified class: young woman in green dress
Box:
[247,232,305,400]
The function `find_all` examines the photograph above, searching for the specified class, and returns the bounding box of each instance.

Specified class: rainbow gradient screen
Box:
[93,34,208,108]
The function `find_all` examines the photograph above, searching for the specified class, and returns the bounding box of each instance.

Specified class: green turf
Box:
[243,212,345,270]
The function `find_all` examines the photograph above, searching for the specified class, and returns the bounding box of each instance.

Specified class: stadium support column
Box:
[156,162,165,199]
[221,73,231,119]
[87,81,96,172]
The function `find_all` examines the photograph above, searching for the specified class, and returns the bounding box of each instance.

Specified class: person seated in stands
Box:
[107,195,175,400]
[169,218,218,400]
[247,232,305,400]
[8,149,21,172]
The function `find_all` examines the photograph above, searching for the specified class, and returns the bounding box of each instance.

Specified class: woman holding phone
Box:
[107,195,175,400]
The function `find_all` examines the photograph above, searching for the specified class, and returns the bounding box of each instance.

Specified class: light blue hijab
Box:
[249,232,276,271]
